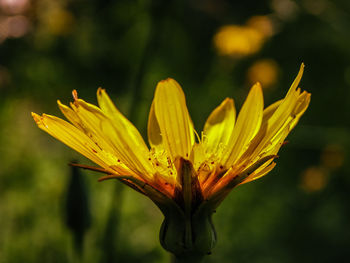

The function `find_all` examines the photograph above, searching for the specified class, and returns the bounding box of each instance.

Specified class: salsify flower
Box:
[32,64,310,261]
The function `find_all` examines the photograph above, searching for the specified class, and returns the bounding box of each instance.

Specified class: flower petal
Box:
[153,78,195,160]
[57,100,84,130]
[223,83,264,167]
[147,100,163,151]
[266,64,305,132]
[96,88,149,151]
[203,98,236,157]
[262,99,282,122]
[71,97,155,179]
[248,66,310,162]
[241,161,277,184]
[289,91,311,130]
[286,63,304,97]
[32,112,116,170]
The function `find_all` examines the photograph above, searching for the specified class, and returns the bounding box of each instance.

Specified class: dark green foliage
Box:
[65,164,91,253]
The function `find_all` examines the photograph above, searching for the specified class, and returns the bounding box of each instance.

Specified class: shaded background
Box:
[1,0,349,262]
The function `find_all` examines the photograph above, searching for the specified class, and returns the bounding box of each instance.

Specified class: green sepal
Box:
[159,158,217,261]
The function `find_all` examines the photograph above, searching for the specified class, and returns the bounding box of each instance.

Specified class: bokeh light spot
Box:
[213,25,264,57]
[321,144,345,170]
[7,15,30,38]
[300,166,328,193]
[247,59,279,88]
[45,8,74,36]
[0,0,29,15]
[302,0,328,15]
[270,0,299,20]
[246,15,275,38]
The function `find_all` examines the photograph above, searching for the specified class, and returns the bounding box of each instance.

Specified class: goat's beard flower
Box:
[32,65,310,259]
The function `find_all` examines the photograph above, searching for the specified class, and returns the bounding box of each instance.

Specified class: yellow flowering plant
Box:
[32,64,310,262]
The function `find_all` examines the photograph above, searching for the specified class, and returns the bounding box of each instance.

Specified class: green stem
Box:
[128,1,166,123]
[101,181,124,262]
[171,254,204,263]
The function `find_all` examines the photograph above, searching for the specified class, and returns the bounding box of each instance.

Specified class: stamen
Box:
[201,133,208,145]
[167,156,172,167]
[149,148,176,180]
[194,129,201,143]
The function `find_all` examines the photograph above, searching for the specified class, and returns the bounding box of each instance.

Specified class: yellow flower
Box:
[32,64,310,210]
[32,65,310,257]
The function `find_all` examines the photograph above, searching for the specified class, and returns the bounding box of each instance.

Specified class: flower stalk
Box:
[159,159,216,262]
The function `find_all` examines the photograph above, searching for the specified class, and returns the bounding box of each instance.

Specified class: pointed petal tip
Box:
[57,99,64,107]
[297,63,305,78]
[157,78,181,90]
[97,87,105,96]
[251,82,263,94]
[215,97,234,110]
[31,112,46,128]
[72,90,78,100]
[153,77,194,160]
[155,78,184,97]
[298,63,305,78]
[223,97,234,104]
[304,92,311,103]
[31,112,40,121]
[285,64,306,96]
[222,97,235,109]
[160,77,175,83]
[254,81,262,88]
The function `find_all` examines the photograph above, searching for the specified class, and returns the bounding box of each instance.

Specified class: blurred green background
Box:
[1,0,349,262]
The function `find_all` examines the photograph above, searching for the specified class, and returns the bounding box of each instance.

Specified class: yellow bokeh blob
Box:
[246,15,274,38]
[300,166,328,193]
[213,25,264,57]
[321,144,345,169]
[247,59,279,88]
